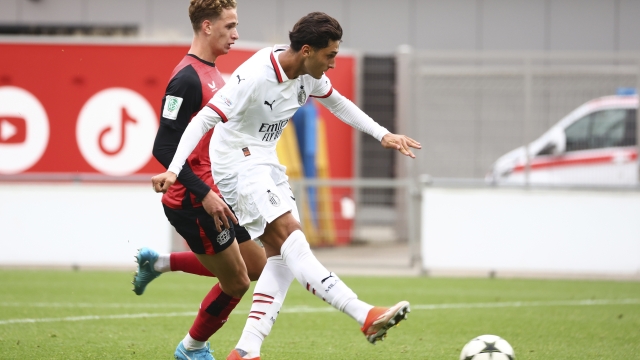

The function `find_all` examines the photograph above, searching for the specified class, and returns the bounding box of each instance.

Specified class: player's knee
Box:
[221,274,251,298]
[236,275,251,294]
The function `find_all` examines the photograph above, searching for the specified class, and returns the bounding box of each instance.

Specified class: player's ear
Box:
[301,44,312,57]
[201,19,212,35]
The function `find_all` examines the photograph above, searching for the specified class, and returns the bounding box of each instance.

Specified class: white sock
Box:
[344,298,373,326]
[280,230,371,322]
[235,255,294,358]
[153,254,171,273]
[181,333,206,350]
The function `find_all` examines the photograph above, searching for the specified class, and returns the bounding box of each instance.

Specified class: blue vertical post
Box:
[292,100,318,226]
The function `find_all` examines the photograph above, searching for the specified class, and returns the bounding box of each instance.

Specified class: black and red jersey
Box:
[152,54,225,209]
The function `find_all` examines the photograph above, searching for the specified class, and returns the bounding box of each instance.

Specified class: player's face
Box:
[305,40,340,79]
[209,8,239,57]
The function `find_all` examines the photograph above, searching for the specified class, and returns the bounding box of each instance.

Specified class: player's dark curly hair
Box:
[289,12,343,51]
[189,0,236,32]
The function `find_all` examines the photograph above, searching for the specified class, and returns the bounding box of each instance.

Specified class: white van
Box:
[486,93,638,186]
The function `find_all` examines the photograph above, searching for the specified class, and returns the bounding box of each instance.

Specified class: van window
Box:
[565,113,592,151]
[564,109,636,152]
[621,109,637,147]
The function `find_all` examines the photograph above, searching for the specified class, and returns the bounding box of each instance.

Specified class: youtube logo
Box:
[0,86,49,174]
[0,116,26,144]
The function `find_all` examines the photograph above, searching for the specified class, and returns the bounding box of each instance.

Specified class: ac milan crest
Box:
[297,85,307,106]
[267,189,281,207]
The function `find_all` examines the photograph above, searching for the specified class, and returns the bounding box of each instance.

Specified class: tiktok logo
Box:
[76,88,157,176]
[0,86,49,174]
[98,108,137,155]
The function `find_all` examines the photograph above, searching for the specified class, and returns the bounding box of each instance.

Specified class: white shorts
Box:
[216,164,300,239]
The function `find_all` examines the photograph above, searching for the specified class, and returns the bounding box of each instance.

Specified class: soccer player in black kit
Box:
[132,1,266,359]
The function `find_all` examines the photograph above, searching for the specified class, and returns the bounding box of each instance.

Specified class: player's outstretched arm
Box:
[316,88,420,157]
[381,133,421,158]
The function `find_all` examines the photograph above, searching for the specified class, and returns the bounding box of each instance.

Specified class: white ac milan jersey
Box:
[205,45,333,182]
[167,45,390,185]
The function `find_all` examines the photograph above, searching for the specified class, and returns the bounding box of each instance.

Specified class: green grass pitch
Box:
[0,269,639,359]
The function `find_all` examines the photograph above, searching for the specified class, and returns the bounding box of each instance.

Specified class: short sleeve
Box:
[309,74,334,99]
[160,65,202,131]
[206,71,256,123]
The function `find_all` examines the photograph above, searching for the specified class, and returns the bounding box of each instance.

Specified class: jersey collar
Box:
[270,45,289,83]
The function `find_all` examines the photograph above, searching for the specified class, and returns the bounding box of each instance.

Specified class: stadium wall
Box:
[420,186,640,278]
[3,0,640,54]
[0,183,170,268]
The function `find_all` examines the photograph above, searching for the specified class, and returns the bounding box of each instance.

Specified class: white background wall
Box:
[421,187,640,277]
[0,183,171,267]
[2,0,640,54]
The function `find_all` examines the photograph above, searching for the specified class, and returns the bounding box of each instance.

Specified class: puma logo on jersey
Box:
[237,75,245,84]
[264,100,275,110]
[321,272,335,284]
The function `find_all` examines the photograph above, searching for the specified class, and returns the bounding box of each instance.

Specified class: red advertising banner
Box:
[0,40,356,179]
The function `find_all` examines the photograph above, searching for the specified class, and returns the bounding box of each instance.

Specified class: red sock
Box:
[170,252,215,277]
[189,283,240,341]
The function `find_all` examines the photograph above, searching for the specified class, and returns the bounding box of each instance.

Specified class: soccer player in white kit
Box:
[152,12,421,360]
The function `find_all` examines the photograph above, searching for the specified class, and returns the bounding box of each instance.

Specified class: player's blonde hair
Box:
[189,0,237,32]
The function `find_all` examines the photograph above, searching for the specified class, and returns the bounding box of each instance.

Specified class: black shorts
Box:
[163,204,251,255]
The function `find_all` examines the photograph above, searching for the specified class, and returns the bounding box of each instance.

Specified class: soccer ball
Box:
[459,334,515,360]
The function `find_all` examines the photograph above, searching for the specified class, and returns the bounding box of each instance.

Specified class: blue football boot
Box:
[131,247,162,295]
[174,341,215,360]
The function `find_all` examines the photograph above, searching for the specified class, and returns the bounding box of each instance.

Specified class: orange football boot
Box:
[360,301,410,344]
[227,349,260,360]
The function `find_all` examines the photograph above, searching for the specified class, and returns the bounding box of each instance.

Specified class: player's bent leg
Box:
[171,251,216,276]
[263,213,411,344]
[131,248,217,296]
[132,247,163,295]
[134,239,262,297]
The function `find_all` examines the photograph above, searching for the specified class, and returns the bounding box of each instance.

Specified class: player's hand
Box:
[151,171,177,194]
[201,190,238,232]
[381,133,421,158]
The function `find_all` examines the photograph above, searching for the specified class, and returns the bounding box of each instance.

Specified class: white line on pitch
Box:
[410,298,640,310]
[1,299,638,325]
[0,302,196,309]
[0,312,198,325]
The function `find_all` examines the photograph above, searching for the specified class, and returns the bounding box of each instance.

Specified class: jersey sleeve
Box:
[309,74,334,99]
[153,65,211,199]
[160,66,203,131]
[167,106,222,176]
[316,88,390,142]
[206,70,257,122]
